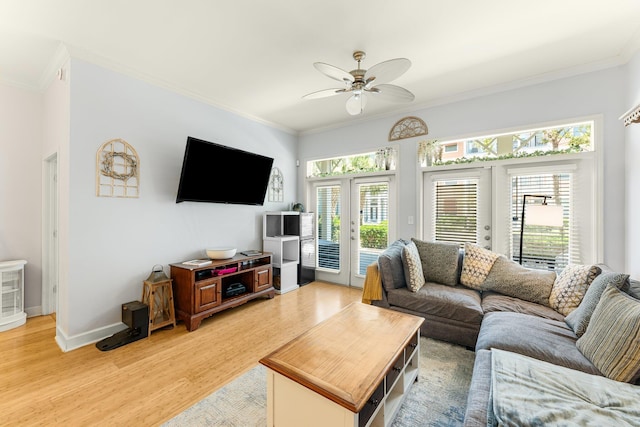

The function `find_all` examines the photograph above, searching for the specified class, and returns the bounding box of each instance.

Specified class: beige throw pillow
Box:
[577,285,640,383]
[401,241,425,292]
[549,264,601,316]
[460,243,499,289]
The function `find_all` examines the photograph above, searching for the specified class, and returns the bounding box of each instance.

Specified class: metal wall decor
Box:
[388,116,428,141]
[268,167,283,202]
[96,138,140,198]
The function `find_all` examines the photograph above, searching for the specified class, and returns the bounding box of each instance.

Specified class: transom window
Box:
[422,121,592,167]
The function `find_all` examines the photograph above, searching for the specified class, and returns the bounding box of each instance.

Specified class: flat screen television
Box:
[176,137,274,205]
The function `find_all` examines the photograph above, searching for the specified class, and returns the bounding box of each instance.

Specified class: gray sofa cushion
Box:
[387,282,483,325]
[481,292,565,322]
[476,311,602,376]
[565,272,630,337]
[411,239,461,286]
[463,349,492,427]
[378,239,408,292]
[482,255,556,306]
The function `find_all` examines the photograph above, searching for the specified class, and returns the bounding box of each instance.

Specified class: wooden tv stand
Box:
[170,252,274,331]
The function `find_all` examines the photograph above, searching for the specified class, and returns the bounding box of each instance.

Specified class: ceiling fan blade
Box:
[369,84,415,102]
[314,62,355,84]
[302,88,347,100]
[364,58,411,85]
[346,93,367,115]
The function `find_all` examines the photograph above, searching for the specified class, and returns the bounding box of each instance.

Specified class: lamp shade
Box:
[526,204,563,227]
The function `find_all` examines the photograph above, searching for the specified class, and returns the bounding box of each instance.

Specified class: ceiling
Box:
[2,0,640,134]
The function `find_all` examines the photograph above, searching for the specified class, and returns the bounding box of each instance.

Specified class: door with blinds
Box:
[312,176,395,287]
[350,178,393,288]
[509,166,576,270]
[422,169,492,249]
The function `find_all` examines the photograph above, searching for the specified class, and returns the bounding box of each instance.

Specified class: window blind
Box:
[433,179,478,245]
[316,185,341,270]
[510,172,574,270]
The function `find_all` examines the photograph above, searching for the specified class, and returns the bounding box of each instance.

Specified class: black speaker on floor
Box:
[96,301,149,351]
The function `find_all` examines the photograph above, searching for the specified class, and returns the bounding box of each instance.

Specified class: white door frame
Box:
[309,174,397,288]
[42,153,59,315]
[349,176,396,288]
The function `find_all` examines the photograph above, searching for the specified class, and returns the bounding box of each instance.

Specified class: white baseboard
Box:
[55,322,126,352]
[25,305,42,317]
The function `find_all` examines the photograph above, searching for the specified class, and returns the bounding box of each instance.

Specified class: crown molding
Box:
[38,43,71,90]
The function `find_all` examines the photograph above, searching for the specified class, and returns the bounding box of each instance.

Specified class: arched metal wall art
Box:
[96,138,140,198]
[388,116,428,141]
[268,167,284,202]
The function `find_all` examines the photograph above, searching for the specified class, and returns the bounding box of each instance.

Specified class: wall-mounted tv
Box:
[176,137,274,205]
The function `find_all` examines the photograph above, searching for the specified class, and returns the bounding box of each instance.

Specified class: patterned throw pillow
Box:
[565,272,630,337]
[460,243,499,289]
[411,238,461,286]
[549,264,601,316]
[577,285,640,382]
[401,241,425,292]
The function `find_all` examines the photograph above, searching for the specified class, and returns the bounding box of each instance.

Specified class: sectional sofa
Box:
[371,238,640,426]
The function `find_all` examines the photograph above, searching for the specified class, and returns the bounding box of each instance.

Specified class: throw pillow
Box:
[411,238,461,287]
[482,256,556,306]
[401,241,425,292]
[377,239,408,291]
[565,272,630,337]
[460,243,499,289]
[549,264,601,316]
[576,285,640,383]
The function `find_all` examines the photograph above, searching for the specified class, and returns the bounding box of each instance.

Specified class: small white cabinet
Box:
[0,260,27,332]
[263,212,300,294]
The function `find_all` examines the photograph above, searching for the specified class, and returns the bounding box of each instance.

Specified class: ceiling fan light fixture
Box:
[304,50,414,115]
[346,93,367,115]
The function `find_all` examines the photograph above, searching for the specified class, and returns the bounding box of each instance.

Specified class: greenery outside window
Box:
[307,147,397,178]
[419,121,592,167]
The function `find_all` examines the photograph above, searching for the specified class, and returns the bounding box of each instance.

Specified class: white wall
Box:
[299,66,627,272]
[58,59,297,348]
[0,84,43,312]
[625,51,640,279]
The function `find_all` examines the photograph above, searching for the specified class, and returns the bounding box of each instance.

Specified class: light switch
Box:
[408,216,414,225]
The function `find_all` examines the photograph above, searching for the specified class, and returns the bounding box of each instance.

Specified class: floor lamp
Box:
[519,194,564,265]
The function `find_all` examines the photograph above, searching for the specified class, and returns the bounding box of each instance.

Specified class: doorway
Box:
[312,175,396,288]
[422,168,492,248]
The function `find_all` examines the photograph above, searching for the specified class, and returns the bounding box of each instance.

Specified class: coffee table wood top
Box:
[259,302,423,413]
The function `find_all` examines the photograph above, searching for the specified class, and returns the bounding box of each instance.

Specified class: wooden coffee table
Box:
[259,302,424,427]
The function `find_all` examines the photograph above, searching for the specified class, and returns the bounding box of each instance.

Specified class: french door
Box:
[422,168,492,249]
[312,175,396,288]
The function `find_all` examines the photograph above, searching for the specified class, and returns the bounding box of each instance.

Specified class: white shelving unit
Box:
[263,212,300,294]
[0,260,27,332]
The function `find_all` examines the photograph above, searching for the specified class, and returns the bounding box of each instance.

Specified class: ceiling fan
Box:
[303,51,415,115]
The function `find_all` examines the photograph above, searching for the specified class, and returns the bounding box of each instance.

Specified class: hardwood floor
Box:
[0,282,362,426]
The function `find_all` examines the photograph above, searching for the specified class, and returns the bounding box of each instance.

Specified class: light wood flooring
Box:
[0,281,362,426]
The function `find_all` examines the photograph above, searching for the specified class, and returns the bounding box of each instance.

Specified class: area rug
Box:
[163,337,475,426]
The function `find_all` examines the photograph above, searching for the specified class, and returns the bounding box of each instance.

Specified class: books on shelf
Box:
[182,259,212,267]
[241,250,262,256]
